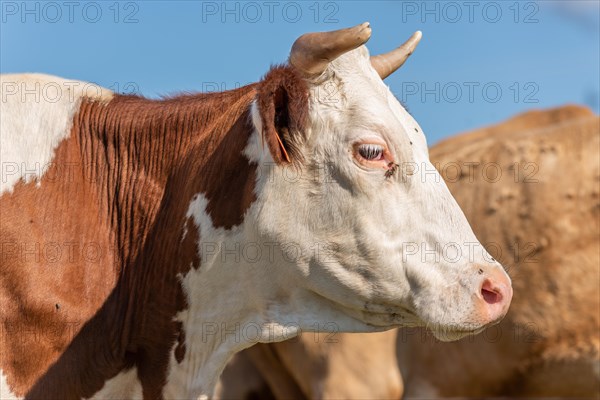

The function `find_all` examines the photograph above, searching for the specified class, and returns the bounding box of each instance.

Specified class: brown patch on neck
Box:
[196,109,258,229]
[115,92,258,397]
[2,84,260,398]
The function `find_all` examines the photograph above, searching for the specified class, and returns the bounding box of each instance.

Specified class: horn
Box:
[370,31,422,79]
[289,22,372,77]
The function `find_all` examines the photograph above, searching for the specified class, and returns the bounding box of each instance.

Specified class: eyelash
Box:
[357,144,384,161]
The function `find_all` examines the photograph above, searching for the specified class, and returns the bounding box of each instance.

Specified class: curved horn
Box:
[371,31,422,79]
[289,22,372,76]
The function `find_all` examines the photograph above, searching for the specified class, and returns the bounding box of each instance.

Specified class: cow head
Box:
[246,23,512,341]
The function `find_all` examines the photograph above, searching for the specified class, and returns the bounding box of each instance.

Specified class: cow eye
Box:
[357,144,384,161]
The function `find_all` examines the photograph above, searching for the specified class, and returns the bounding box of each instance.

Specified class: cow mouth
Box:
[331,299,422,329]
[309,287,488,337]
[333,298,489,340]
[429,325,486,342]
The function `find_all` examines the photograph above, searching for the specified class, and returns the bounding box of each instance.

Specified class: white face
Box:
[251,46,512,340]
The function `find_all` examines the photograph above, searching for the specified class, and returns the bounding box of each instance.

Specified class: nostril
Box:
[481,279,503,305]
[482,288,501,304]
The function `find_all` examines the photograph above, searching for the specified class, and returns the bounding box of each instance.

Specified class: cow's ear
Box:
[256,65,309,164]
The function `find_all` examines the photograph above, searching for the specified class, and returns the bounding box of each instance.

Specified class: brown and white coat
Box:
[0,24,512,399]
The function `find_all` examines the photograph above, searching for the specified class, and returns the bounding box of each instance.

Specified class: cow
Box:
[217,105,600,399]
[399,104,600,398]
[0,23,512,399]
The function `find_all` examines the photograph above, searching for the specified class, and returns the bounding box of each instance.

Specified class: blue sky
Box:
[1,0,598,143]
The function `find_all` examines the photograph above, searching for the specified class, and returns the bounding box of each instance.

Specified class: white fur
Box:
[243,45,509,335]
[0,370,19,400]
[0,74,112,194]
[244,104,271,164]
[165,191,375,398]
[87,368,143,400]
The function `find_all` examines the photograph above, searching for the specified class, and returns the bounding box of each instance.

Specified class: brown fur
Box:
[1,65,308,399]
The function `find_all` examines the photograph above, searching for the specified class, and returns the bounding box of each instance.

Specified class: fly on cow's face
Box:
[385,162,400,178]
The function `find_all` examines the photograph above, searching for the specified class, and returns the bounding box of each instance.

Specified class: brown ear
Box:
[256,65,309,164]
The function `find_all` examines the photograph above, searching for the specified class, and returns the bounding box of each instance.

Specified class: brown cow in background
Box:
[218,331,401,400]
[400,104,600,398]
[217,104,600,399]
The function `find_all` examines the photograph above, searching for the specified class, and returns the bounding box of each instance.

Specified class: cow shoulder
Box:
[0,73,113,194]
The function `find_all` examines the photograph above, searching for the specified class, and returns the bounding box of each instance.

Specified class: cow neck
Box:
[28,85,264,399]
[74,86,258,267]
